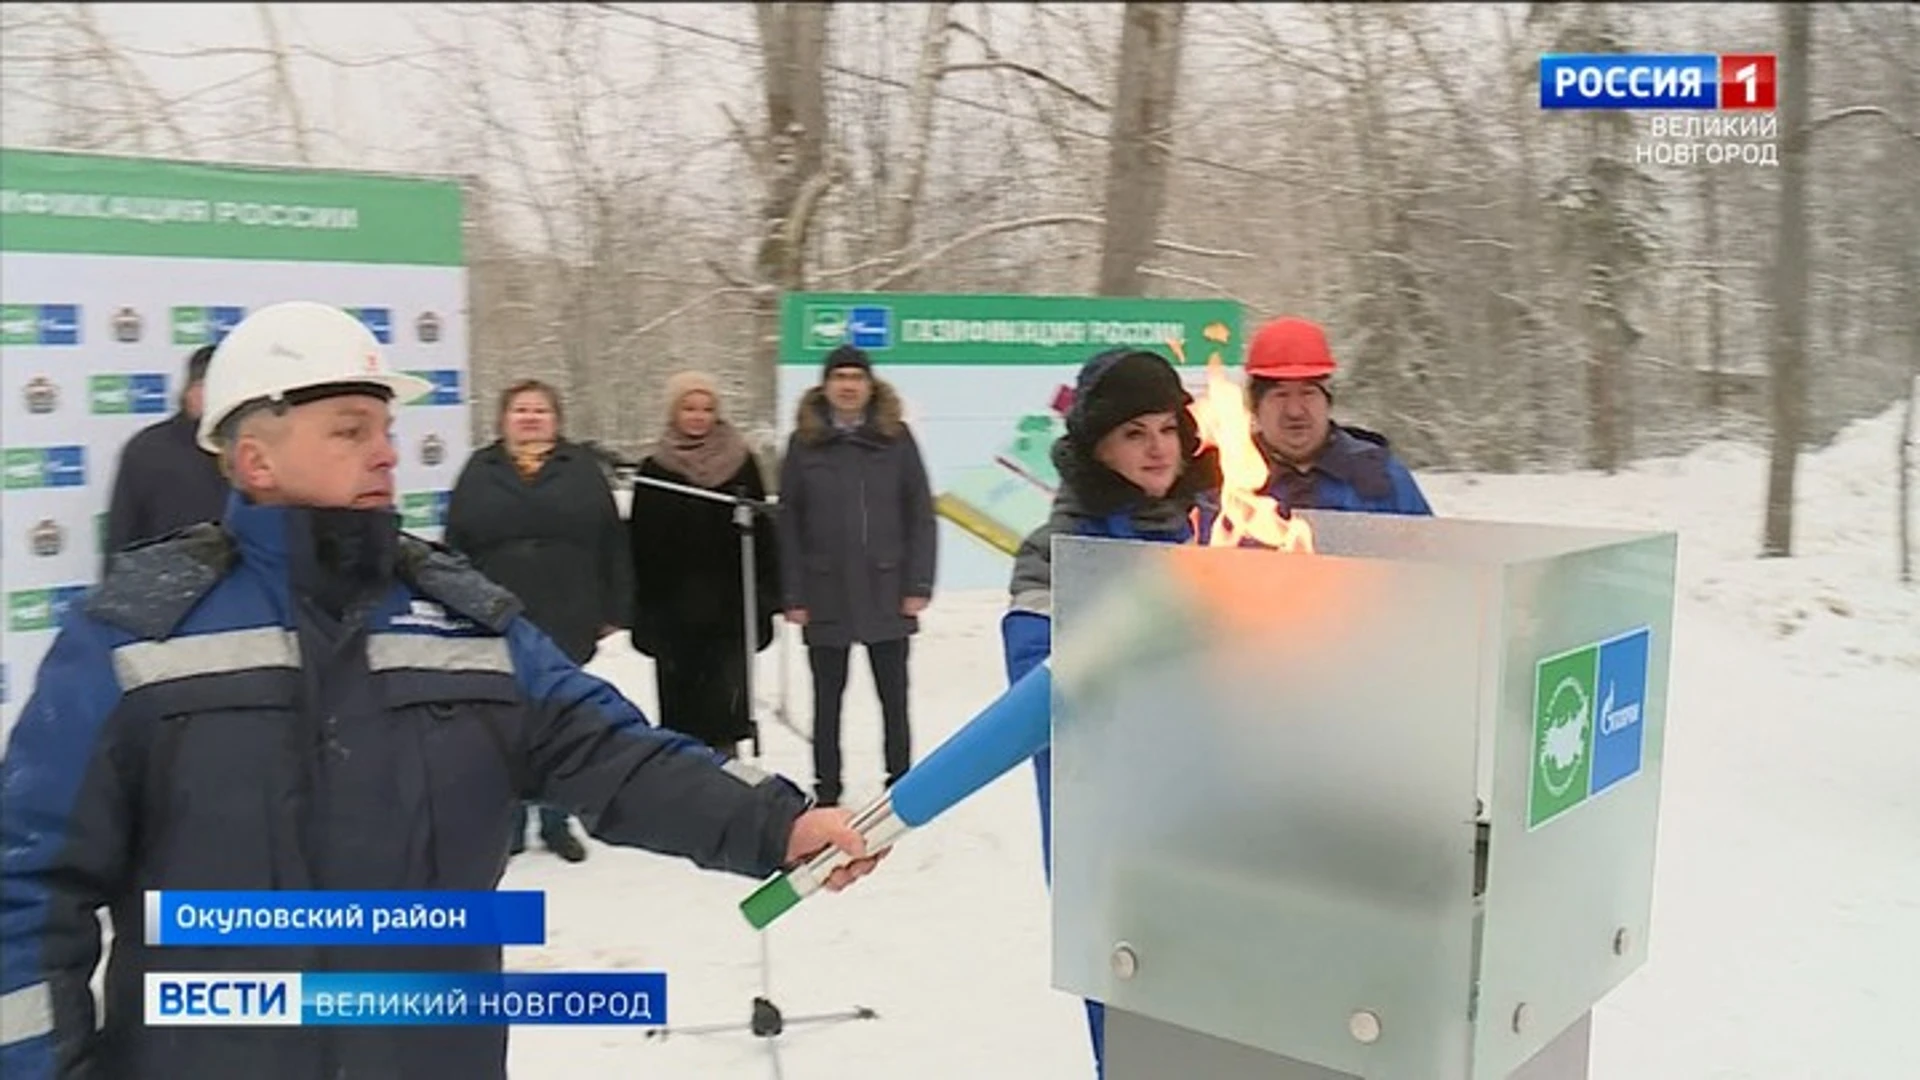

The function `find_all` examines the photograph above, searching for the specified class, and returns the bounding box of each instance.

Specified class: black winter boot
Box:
[544,827,587,863]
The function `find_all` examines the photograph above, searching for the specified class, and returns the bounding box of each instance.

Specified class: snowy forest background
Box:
[2,2,1914,563]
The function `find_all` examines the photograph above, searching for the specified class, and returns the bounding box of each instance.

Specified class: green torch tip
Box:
[740,875,803,930]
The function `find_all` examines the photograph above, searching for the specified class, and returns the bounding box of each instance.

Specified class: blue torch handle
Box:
[888,661,1054,828]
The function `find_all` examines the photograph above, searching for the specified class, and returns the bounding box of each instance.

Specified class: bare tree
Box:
[745,2,833,428]
[1762,2,1814,558]
[874,1,952,277]
[1896,8,1920,585]
[1903,371,1916,585]
[2,0,1914,516]
[1096,2,1185,296]
[1534,2,1660,475]
[254,3,314,163]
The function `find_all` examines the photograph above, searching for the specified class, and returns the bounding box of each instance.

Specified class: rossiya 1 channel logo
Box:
[1529,626,1653,829]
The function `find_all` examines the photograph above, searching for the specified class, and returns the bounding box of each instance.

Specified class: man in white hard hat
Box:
[0,301,881,1080]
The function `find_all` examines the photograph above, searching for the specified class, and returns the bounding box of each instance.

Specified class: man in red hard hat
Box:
[1241,316,1432,516]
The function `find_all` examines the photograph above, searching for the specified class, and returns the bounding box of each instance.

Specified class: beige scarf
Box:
[654,371,750,489]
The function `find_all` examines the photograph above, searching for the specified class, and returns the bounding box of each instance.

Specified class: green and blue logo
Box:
[346,306,392,343]
[404,370,463,407]
[3,446,87,489]
[1,303,82,346]
[803,304,892,351]
[1529,626,1653,829]
[8,585,89,632]
[401,490,451,531]
[90,373,170,415]
[171,305,246,345]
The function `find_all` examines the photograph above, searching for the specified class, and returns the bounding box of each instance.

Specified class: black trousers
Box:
[808,638,911,805]
[655,636,752,753]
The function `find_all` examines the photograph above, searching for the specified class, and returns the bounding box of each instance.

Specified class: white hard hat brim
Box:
[196,369,438,453]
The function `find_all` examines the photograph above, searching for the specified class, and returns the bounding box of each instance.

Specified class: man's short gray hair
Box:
[215,398,290,470]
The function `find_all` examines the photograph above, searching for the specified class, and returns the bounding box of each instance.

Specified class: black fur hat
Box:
[1064,349,1191,448]
[1058,349,1220,513]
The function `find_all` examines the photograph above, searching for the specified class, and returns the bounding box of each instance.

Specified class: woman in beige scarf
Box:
[627,371,781,756]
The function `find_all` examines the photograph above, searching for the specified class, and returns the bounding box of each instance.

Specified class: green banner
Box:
[780,292,1243,366]
[0,149,462,265]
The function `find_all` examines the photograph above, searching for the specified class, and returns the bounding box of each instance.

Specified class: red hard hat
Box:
[1246,317,1337,380]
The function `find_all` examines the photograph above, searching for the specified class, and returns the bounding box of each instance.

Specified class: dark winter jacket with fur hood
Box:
[775,379,937,648]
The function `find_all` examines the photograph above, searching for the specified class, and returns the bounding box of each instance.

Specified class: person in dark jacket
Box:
[628,370,779,756]
[445,379,630,862]
[1233,315,1433,517]
[777,345,937,807]
[101,344,229,568]
[0,301,881,1080]
[1003,348,1221,1080]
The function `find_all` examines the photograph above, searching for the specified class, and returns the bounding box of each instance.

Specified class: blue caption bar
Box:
[1540,54,1718,110]
[145,890,545,946]
[144,971,667,1026]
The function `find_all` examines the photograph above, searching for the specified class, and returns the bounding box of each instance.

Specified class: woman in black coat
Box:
[628,370,779,757]
[444,378,630,862]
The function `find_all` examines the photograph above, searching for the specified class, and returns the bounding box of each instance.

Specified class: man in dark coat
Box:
[102,344,230,569]
[777,345,937,807]
[0,301,882,1080]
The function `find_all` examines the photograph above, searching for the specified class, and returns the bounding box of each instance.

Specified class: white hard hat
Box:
[196,301,434,452]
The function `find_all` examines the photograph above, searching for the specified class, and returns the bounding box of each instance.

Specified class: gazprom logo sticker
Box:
[3,446,86,489]
[803,304,892,351]
[847,305,892,349]
[90,373,170,415]
[347,307,393,344]
[405,370,462,407]
[172,306,246,345]
[804,305,848,350]
[401,491,452,531]
[1528,625,1654,829]
[8,585,89,632]
[0,304,81,346]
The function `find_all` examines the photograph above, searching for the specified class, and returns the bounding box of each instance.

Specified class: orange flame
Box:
[1174,340,1314,553]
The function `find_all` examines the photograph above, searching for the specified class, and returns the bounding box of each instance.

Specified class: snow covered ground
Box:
[509,404,1920,1080]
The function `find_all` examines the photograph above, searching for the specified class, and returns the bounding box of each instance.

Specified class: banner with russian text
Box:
[0,148,470,740]
[776,292,1243,592]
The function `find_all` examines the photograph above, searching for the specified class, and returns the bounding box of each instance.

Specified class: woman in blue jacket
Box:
[1001,348,1221,1079]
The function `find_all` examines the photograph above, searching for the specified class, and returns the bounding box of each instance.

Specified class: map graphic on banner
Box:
[0,148,469,737]
[777,293,1243,593]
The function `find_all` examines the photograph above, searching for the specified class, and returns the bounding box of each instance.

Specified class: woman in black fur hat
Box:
[999,347,1220,1080]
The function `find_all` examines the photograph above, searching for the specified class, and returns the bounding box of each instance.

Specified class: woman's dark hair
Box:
[497,378,564,437]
